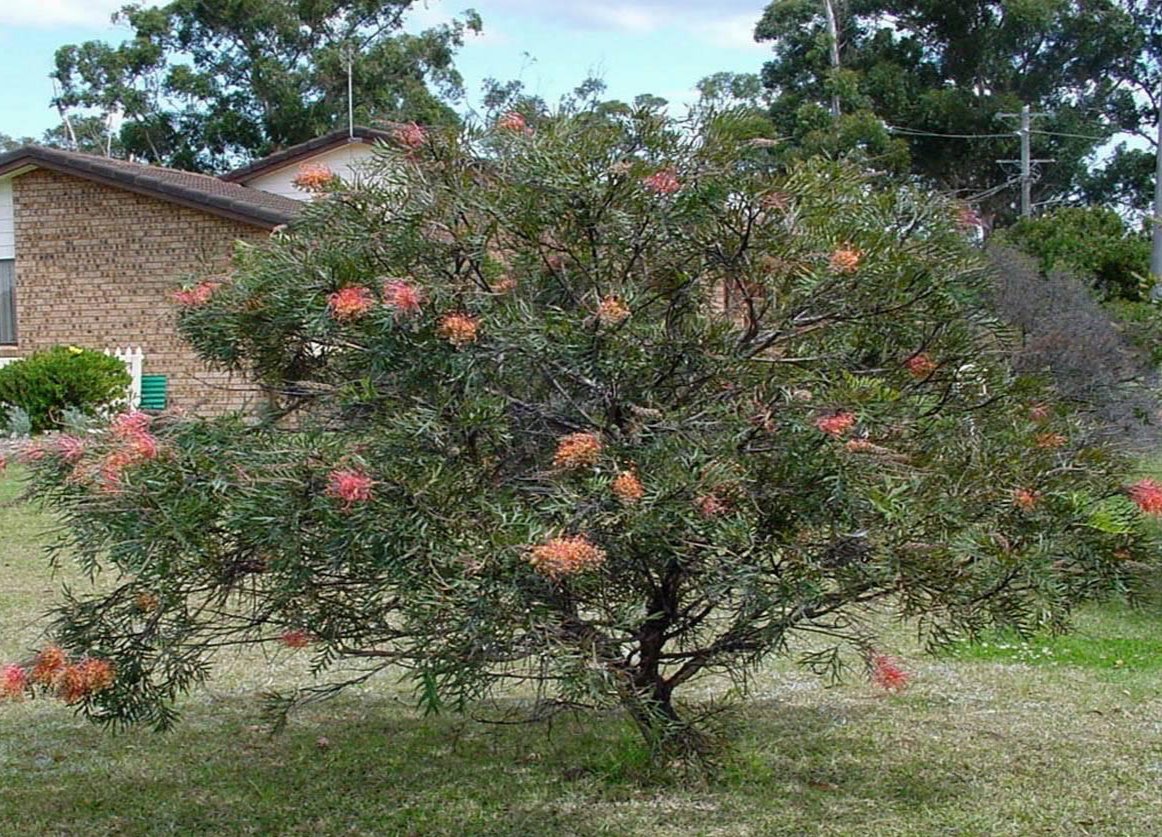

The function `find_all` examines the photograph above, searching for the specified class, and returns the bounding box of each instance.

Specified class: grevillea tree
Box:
[15,107,1159,756]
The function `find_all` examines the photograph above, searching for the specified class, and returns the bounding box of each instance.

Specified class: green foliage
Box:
[0,346,130,433]
[999,206,1152,300]
[754,0,1145,221]
[50,1,480,171]
[22,107,1157,757]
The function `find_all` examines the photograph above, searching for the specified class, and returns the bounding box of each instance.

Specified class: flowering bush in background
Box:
[20,105,1159,759]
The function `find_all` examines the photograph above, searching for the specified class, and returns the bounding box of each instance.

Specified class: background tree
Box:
[754,0,1142,221]
[51,1,481,172]
[1086,0,1161,212]
[18,108,1156,760]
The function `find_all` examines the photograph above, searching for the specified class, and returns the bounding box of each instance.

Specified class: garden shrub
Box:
[997,206,1151,301]
[986,245,1160,447]
[14,108,1160,760]
[0,346,130,433]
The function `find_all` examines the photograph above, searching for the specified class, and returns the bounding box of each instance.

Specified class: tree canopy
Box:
[754,0,1149,220]
[50,0,481,172]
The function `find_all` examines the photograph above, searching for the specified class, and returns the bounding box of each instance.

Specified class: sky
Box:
[0,0,774,141]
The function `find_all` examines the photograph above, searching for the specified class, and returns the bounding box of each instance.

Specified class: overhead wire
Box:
[886,125,1017,139]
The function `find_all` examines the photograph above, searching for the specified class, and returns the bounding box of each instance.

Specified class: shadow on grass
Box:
[0,693,978,837]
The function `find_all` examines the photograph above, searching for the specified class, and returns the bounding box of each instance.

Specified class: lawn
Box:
[1,466,1160,836]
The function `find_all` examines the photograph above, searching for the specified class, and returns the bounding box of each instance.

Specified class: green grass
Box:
[945,605,1162,672]
[2,466,1161,835]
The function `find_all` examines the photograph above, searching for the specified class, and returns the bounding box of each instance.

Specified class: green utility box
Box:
[139,375,168,410]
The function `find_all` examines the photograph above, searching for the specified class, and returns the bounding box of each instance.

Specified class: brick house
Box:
[0,127,390,412]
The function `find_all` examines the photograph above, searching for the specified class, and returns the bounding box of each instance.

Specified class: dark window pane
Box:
[0,259,15,345]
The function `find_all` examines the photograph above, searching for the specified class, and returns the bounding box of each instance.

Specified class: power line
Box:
[1030,128,1114,142]
[886,125,1016,140]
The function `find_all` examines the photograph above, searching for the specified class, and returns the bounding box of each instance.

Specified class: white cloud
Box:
[700,13,766,51]
[0,0,123,28]
[479,1,767,49]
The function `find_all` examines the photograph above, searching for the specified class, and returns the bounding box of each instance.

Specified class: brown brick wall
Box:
[2,169,270,413]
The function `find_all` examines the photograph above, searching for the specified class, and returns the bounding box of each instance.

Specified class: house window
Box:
[0,259,15,345]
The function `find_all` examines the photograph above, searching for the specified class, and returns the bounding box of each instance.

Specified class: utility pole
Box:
[997,105,1054,218]
[344,44,355,140]
[822,0,842,118]
[1150,98,1162,299]
[1020,106,1032,217]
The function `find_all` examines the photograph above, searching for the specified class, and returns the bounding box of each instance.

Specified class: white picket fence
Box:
[0,346,144,408]
[109,347,144,408]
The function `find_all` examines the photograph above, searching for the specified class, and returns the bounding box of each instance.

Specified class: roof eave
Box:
[0,146,296,228]
[219,126,395,184]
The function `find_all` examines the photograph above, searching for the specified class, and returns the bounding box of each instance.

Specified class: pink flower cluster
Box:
[94,411,161,491]
[905,354,937,378]
[870,653,910,692]
[1128,478,1162,515]
[1,663,27,699]
[280,629,314,649]
[814,411,856,437]
[393,122,427,150]
[326,468,374,509]
[383,279,424,316]
[642,168,681,195]
[173,281,220,307]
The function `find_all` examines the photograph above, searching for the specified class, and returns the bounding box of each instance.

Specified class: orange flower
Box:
[492,275,517,294]
[844,438,876,453]
[553,432,602,470]
[1012,488,1040,511]
[98,449,136,493]
[77,658,114,693]
[596,295,630,326]
[327,286,375,321]
[292,164,335,191]
[497,111,528,133]
[437,313,480,346]
[527,536,607,580]
[828,248,862,274]
[611,471,644,504]
[55,658,114,703]
[31,646,68,686]
[1034,432,1067,450]
[814,411,856,437]
[135,592,160,613]
[1128,478,1162,514]
[56,665,90,703]
[905,354,937,378]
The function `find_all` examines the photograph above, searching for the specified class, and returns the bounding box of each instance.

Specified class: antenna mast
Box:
[345,44,355,139]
